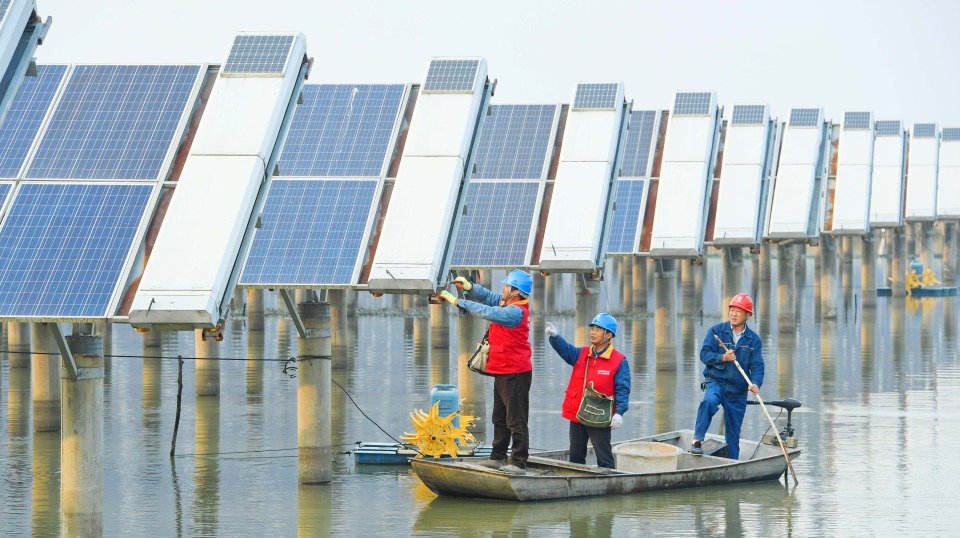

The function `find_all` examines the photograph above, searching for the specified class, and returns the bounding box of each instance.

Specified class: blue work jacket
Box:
[699,321,764,398]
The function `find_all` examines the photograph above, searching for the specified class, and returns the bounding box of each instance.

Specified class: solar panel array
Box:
[423,59,480,92]
[731,105,766,126]
[222,34,295,76]
[0,181,10,208]
[450,103,558,267]
[240,83,407,287]
[942,128,960,142]
[0,64,67,178]
[844,112,872,130]
[607,179,645,254]
[277,84,406,177]
[26,64,202,180]
[789,108,820,128]
[875,120,902,136]
[0,183,153,318]
[573,83,619,110]
[619,111,658,177]
[914,123,937,138]
[673,92,712,116]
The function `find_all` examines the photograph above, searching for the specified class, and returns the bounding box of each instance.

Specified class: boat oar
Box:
[714,334,799,485]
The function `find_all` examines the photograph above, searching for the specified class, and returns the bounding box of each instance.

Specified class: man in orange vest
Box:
[439,270,533,474]
[545,313,631,469]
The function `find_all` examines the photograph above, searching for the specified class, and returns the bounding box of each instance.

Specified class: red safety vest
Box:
[561,345,625,423]
[485,300,532,375]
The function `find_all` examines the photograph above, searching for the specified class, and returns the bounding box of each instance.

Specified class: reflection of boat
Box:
[410,430,801,502]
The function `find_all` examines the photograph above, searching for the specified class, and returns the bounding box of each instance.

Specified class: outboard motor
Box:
[748,398,801,448]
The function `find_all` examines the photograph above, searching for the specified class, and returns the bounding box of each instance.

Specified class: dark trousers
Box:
[490,371,532,467]
[569,421,615,468]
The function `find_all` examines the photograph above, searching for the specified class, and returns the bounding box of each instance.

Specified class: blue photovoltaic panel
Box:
[277,84,405,177]
[0,65,67,178]
[472,104,557,180]
[222,34,294,75]
[844,112,871,130]
[0,183,153,318]
[607,179,645,254]
[673,92,712,116]
[789,108,820,128]
[451,182,540,267]
[26,64,201,180]
[875,120,902,136]
[423,59,480,92]
[913,123,936,138]
[240,179,378,286]
[0,182,10,207]
[0,0,9,23]
[942,128,960,142]
[619,110,657,177]
[573,83,619,110]
[731,105,766,126]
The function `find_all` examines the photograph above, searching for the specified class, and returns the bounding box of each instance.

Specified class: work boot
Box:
[499,464,526,475]
[475,458,506,470]
[690,441,703,455]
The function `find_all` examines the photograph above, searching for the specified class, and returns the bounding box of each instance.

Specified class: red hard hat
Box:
[729,293,754,315]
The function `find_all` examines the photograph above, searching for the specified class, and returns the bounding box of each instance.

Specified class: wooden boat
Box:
[410,429,801,502]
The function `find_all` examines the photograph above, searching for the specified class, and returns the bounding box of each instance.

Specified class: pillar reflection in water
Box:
[777,330,796,399]
[820,236,839,318]
[654,259,678,371]
[297,483,332,537]
[192,395,220,535]
[246,329,265,401]
[142,331,163,431]
[632,318,648,374]
[861,306,877,390]
[6,366,31,526]
[32,323,60,432]
[820,319,838,398]
[654,368,678,435]
[31,431,60,537]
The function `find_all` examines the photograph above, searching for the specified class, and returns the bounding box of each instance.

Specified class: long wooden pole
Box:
[715,335,799,485]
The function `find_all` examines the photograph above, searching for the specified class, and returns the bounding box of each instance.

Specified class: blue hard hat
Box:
[589,312,617,336]
[501,269,533,296]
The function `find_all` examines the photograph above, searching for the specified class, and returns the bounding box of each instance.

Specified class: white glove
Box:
[545,322,558,337]
[610,413,623,430]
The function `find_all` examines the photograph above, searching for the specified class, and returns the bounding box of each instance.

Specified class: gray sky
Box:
[35,0,960,125]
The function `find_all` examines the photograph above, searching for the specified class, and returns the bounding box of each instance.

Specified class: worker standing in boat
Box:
[545,313,631,469]
[690,293,764,459]
[438,270,533,475]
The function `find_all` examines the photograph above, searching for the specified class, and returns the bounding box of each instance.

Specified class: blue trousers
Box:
[694,382,748,460]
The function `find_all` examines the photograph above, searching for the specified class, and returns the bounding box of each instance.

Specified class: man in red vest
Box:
[545,313,631,469]
[439,269,533,474]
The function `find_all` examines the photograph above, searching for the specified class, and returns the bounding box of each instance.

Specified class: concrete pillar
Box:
[891,227,907,297]
[96,322,112,363]
[920,222,936,272]
[61,335,104,537]
[943,222,957,285]
[681,260,696,300]
[543,273,556,312]
[247,288,265,331]
[7,359,30,437]
[142,331,163,427]
[722,248,744,310]
[840,237,855,293]
[32,323,60,432]
[654,259,678,371]
[861,233,878,308]
[620,256,633,312]
[777,245,797,332]
[632,257,647,310]
[329,289,349,369]
[8,322,31,368]
[906,222,917,258]
[457,313,487,439]
[820,235,839,318]
[860,307,877,387]
[531,271,546,314]
[759,244,772,282]
[195,329,220,397]
[297,301,332,484]
[574,275,601,344]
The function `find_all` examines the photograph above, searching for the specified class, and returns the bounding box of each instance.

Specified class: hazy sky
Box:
[34,0,960,125]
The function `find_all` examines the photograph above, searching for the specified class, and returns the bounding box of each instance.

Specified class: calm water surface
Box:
[1,254,957,536]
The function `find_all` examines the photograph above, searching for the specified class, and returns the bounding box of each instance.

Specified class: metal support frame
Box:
[49,323,79,380]
[279,289,309,338]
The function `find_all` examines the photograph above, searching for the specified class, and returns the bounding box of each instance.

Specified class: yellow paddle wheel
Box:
[400,401,476,458]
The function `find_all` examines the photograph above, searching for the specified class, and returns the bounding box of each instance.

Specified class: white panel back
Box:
[402,93,487,158]
[713,120,770,244]
[767,118,824,239]
[188,79,292,159]
[832,126,875,233]
[559,112,623,163]
[0,1,36,83]
[937,140,960,218]
[869,132,905,227]
[905,135,939,221]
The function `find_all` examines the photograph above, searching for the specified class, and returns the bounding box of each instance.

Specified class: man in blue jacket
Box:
[691,293,764,460]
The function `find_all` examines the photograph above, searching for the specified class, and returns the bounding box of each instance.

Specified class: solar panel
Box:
[423,59,480,92]
[875,120,902,136]
[472,104,557,180]
[844,112,871,130]
[450,181,540,267]
[0,65,67,178]
[606,179,645,254]
[239,179,378,286]
[619,111,657,177]
[942,128,960,142]
[673,92,712,116]
[0,0,10,25]
[913,123,937,138]
[0,182,153,318]
[0,181,10,208]
[222,34,295,76]
[731,105,766,126]
[25,64,201,181]
[789,108,820,128]
[276,84,406,177]
[573,83,619,110]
